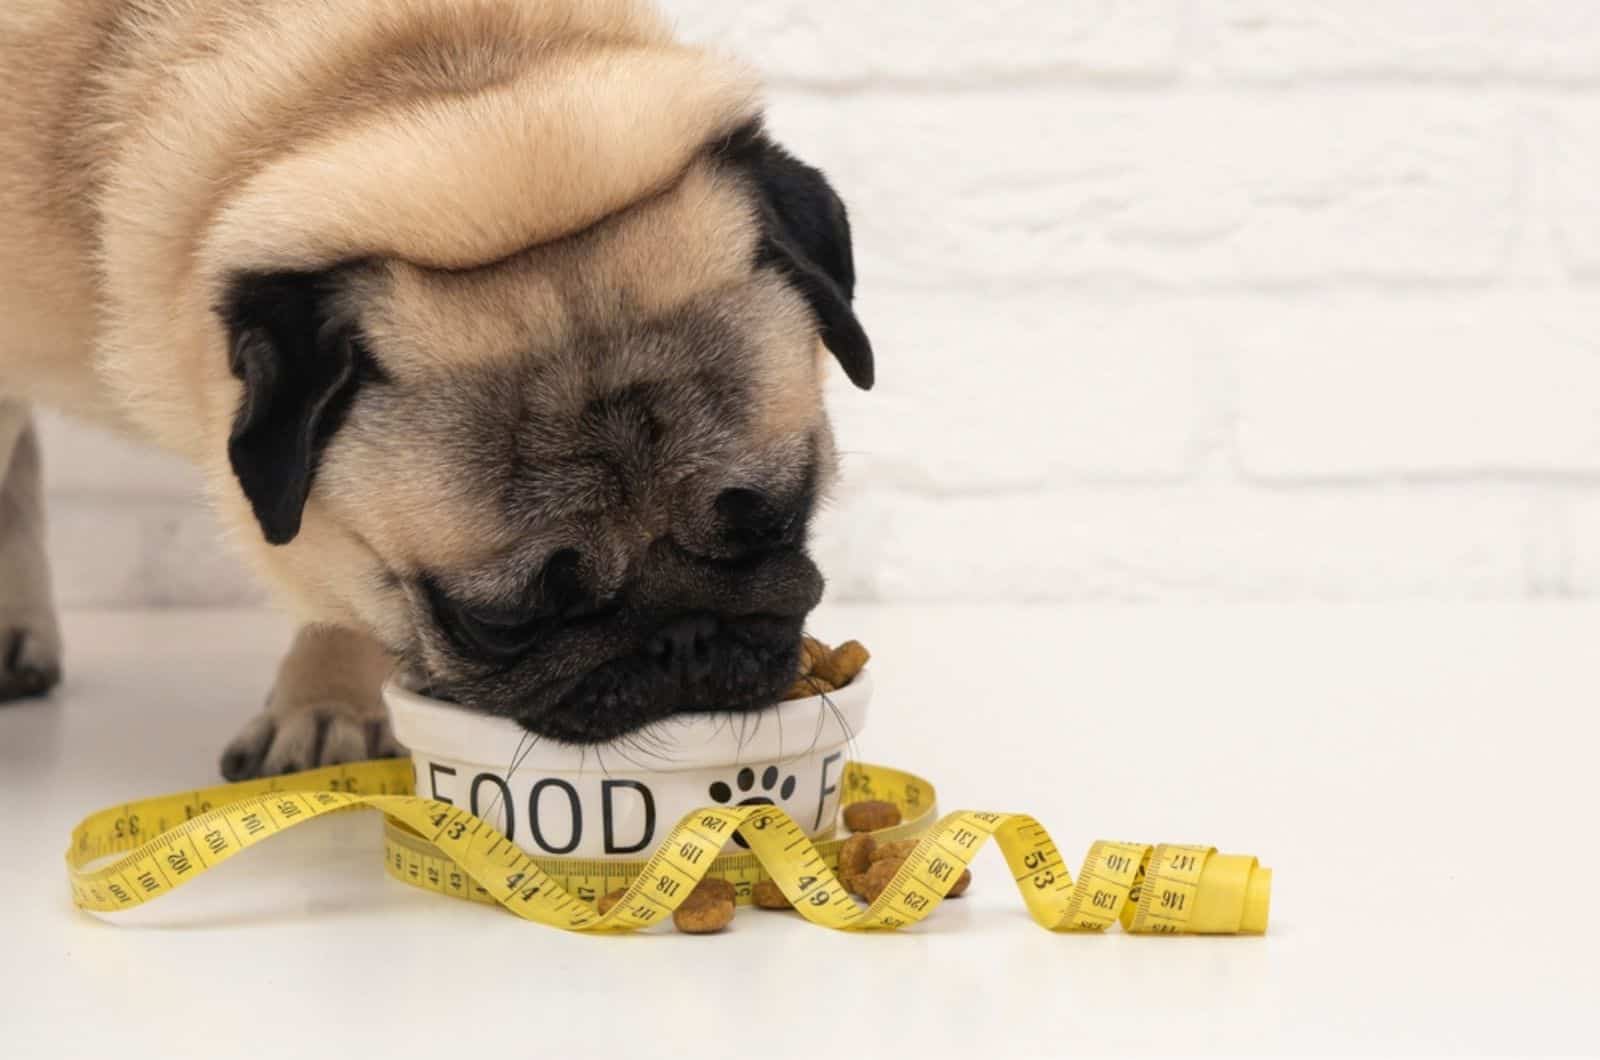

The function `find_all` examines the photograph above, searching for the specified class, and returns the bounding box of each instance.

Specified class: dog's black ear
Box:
[219,269,371,546]
[720,122,874,390]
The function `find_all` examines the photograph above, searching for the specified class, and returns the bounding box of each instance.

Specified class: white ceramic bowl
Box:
[385,673,871,860]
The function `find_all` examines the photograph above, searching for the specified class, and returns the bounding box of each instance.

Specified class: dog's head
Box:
[214,123,870,742]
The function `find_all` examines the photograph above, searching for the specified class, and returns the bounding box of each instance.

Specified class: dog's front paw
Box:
[220,624,402,779]
[0,623,62,703]
[220,697,405,780]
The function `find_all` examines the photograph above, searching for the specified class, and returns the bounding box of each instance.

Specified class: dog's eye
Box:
[449,603,546,661]
[424,582,545,662]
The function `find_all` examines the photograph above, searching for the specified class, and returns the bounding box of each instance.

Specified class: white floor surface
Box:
[3,604,1596,1057]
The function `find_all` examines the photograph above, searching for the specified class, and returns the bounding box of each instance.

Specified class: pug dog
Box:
[0,0,872,777]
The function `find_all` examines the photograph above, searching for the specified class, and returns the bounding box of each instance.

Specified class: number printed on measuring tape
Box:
[66,760,1271,935]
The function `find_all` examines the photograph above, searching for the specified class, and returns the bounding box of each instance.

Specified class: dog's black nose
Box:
[647,614,719,682]
[716,487,799,553]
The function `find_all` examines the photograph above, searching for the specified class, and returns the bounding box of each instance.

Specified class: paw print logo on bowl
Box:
[709,766,798,848]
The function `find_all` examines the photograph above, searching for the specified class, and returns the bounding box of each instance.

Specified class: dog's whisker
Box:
[636,726,674,762]
[481,730,534,825]
[806,691,830,756]
[607,738,647,771]
[616,729,670,770]
[825,693,860,765]
[503,731,532,777]
[734,710,752,764]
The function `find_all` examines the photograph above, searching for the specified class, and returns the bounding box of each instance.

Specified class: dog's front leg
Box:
[220,623,404,779]
[0,400,62,703]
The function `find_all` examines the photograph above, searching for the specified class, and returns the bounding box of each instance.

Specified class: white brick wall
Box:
[33,2,1600,605]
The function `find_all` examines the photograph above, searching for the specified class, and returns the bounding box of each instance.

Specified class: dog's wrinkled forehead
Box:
[329,261,827,586]
[349,162,763,374]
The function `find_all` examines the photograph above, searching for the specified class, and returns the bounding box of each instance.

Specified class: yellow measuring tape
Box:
[67,759,1271,934]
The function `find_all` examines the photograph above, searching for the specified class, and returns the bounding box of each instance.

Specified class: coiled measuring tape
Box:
[67,759,1271,934]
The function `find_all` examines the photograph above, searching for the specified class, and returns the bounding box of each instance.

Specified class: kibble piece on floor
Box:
[843,799,901,833]
[857,858,903,903]
[695,877,736,903]
[870,838,918,864]
[837,833,876,878]
[752,879,792,909]
[673,879,736,934]
[946,869,973,898]
[597,888,628,915]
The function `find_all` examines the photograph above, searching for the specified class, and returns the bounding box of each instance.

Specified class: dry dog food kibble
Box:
[597,888,627,915]
[854,854,974,905]
[812,640,870,688]
[690,877,736,904]
[673,878,736,934]
[836,833,876,897]
[842,799,901,833]
[859,834,977,904]
[838,833,876,876]
[751,879,792,909]
[602,632,969,924]
[857,858,901,903]
[798,636,827,676]
[870,838,918,864]
[783,635,871,700]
